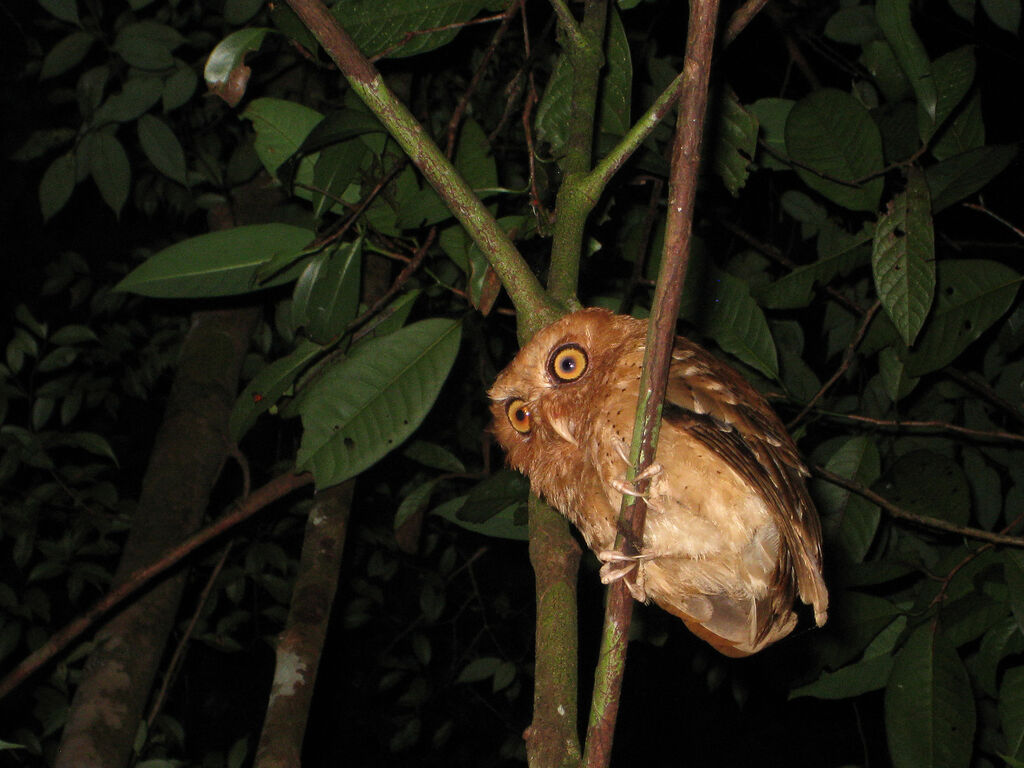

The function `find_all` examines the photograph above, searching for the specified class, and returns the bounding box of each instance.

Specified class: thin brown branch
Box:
[583,0,720,764]
[370,11,512,62]
[787,300,881,429]
[722,0,768,46]
[812,464,1024,547]
[947,367,1024,424]
[445,1,523,158]
[145,542,235,731]
[812,411,1024,445]
[0,471,313,702]
[963,201,1024,241]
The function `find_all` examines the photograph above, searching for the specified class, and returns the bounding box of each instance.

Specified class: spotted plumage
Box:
[489,308,827,656]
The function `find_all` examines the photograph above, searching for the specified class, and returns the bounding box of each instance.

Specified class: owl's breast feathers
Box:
[489,308,828,656]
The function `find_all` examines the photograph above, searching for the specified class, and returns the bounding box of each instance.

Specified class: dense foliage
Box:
[1,0,1022,766]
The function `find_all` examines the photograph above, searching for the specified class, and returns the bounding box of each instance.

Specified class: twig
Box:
[946,367,1024,425]
[812,464,1024,548]
[0,471,313,702]
[722,0,769,46]
[963,201,1024,241]
[370,11,513,62]
[787,300,881,429]
[145,542,235,731]
[582,1,720,764]
[810,410,1024,445]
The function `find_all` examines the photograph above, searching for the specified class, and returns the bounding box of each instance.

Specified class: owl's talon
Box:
[598,550,650,601]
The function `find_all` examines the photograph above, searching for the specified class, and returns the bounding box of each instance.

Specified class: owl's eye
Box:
[506,398,532,434]
[548,343,588,382]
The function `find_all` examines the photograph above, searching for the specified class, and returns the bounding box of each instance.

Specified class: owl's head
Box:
[488,308,644,472]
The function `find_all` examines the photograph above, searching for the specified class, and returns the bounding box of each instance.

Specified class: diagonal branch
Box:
[282,0,558,327]
[582,1,721,764]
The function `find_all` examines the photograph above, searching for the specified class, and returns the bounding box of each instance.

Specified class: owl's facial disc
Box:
[547,343,588,383]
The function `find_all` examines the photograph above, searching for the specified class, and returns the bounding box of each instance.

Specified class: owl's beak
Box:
[545,411,578,447]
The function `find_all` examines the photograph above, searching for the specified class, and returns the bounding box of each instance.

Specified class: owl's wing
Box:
[664,344,828,640]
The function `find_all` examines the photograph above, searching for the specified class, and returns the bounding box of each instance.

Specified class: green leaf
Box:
[876,0,937,138]
[931,91,984,162]
[885,625,975,768]
[872,168,935,346]
[230,338,325,441]
[296,318,462,488]
[432,496,528,541]
[981,0,1021,32]
[224,0,265,25]
[598,9,633,139]
[242,98,324,177]
[137,115,188,186]
[204,27,273,85]
[785,88,885,212]
[60,431,119,466]
[881,450,971,525]
[162,65,198,112]
[824,5,881,44]
[456,656,500,684]
[861,40,912,103]
[40,30,93,80]
[684,267,778,379]
[311,140,368,218]
[39,0,80,24]
[40,152,76,221]
[115,224,315,298]
[791,653,893,700]
[49,324,98,346]
[905,259,1021,376]
[748,97,794,171]
[394,479,438,531]
[93,77,164,125]
[926,145,1016,213]
[112,21,184,70]
[333,0,488,59]
[292,238,362,344]
[403,440,466,473]
[929,47,976,142]
[756,223,872,309]
[815,436,881,563]
[711,89,758,196]
[459,470,529,524]
[1002,666,1024,761]
[88,133,130,217]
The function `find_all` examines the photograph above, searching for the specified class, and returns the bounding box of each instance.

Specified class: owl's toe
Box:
[597,550,650,601]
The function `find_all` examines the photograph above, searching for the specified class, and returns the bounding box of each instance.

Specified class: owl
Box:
[489,308,828,656]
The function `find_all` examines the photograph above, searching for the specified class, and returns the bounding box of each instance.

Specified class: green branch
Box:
[282,0,557,325]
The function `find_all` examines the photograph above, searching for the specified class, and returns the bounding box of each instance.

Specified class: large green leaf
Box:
[885,625,975,768]
[291,238,362,344]
[905,259,1021,376]
[333,0,488,59]
[242,97,323,178]
[87,132,130,217]
[926,144,1016,212]
[876,0,936,139]
[873,167,935,346]
[711,89,758,196]
[229,338,326,441]
[115,224,315,297]
[785,88,885,212]
[815,436,881,563]
[1001,665,1024,761]
[683,266,778,379]
[791,653,894,700]
[137,114,188,186]
[878,450,970,526]
[296,318,462,488]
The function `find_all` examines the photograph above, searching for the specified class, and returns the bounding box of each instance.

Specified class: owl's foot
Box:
[610,438,664,509]
[597,550,654,602]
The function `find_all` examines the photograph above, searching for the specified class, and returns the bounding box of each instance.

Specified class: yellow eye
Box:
[506,398,532,434]
[548,343,588,382]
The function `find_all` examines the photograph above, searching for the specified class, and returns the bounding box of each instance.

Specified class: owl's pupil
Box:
[515,408,527,422]
[560,358,576,373]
